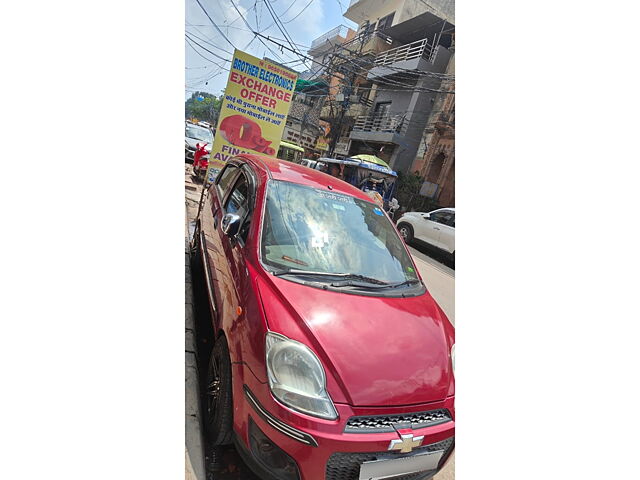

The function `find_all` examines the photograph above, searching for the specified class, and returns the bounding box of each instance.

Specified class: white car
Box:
[396,208,455,261]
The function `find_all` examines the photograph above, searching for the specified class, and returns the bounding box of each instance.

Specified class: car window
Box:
[446,213,455,228]
[224,174,252,242]
[430,211,454,226]
[261,180,419,284]
[216,164,239,197]
[225,174,249,216]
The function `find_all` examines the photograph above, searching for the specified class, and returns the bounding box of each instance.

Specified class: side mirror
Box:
[221,213,241,237]
[422,213,431,220]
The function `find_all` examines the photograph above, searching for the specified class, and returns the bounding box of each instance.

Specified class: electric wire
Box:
[193,0,238,49]
[282,0,317,24]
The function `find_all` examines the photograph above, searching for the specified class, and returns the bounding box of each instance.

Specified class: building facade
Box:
[343,0,454,172]
[305,0,455,186]
[414,46,454,207]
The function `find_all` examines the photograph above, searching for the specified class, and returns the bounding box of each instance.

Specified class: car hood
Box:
[257,274,454,407]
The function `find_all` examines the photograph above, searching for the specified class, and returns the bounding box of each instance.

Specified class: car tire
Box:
[204,335,234,445]
[397,222,414,244]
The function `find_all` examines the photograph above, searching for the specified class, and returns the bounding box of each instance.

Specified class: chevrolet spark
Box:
[193,154,455,480]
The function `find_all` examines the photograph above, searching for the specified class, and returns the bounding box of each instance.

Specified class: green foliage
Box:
[395,171,440,212]
[185,91,224,123]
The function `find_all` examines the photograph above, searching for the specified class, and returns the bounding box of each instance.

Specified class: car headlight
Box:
[451,344,455,375]
[266,332,338,420]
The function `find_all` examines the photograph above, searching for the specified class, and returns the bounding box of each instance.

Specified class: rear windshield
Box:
[261,180,418,284]
[185,126,212,142]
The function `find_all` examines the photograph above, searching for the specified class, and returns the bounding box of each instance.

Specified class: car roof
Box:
[236,154,376,203]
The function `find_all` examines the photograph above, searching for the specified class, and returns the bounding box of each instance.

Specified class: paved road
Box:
[407,246,455,480]
[186,168,455,479]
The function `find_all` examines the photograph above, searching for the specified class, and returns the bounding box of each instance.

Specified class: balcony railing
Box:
[353,113,408,135]
[310,26,349,50]
[373,37,434,66]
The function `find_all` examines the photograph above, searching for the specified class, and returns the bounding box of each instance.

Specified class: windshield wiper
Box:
[380,279,422,289]
[272,269,389,285]
[329,278,422,290]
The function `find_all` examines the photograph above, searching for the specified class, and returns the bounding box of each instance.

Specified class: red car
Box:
[193,154,455,480]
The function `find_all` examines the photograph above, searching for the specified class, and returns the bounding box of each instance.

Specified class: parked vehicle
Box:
[318,157,398,208]
[192,154,455,480]
[396,208,455,261]
[296,158,327,171]
[277,141,304,163]
[185,123,213,163]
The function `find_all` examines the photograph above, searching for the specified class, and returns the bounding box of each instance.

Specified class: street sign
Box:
[205,49,298,181]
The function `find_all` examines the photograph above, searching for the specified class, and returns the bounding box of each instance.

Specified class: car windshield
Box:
[185,126,212,142]
[261,180,419,284]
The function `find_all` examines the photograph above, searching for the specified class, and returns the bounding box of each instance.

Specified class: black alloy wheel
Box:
[204,336,234,445]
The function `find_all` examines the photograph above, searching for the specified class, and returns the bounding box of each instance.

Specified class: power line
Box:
[227,0,289,63]
[193,0,238,49]
[186,30,234,56]
[185,37,227,66]
[187,23,313,49]
[185,33,232,63]
[262,0,303,57]
[282,0,317,24]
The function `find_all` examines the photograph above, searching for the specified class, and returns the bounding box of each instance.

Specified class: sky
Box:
[185,0,357,100]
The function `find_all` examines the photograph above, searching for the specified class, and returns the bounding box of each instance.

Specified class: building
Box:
[281,91,324,153]
[270,58,330,157]
[343,0,455,173]
[414,46,454,207]
[307,26,360,157]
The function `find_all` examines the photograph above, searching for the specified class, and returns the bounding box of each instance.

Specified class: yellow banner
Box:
[206,50,298,183]
[315,120,330,151]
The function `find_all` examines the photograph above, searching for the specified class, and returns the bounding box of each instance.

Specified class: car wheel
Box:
[204,335,234,445]
[397,222,414,244]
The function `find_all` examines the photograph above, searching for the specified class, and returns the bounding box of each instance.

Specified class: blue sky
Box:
[185,0,356,99]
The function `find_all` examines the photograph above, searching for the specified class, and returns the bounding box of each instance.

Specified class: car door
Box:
[436,211,455,253]
[414,211,445,248]
[200,163,241,331]
[217,165,268,372]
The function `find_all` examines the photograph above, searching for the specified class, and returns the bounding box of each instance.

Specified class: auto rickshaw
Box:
[317,156,398,208]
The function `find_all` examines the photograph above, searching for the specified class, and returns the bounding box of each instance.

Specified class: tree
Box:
[395,171,439,212]
[185,91,224,123]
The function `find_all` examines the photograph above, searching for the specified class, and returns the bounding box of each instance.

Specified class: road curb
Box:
[186,240,206,480]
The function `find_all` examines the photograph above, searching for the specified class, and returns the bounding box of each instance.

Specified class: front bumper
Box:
[185,147,195,163]
[234,368,454,480]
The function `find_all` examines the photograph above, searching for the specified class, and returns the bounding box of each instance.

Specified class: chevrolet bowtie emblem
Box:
[388,433,424,453]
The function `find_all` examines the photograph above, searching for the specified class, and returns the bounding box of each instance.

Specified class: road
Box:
[185,166,455,479]
[407,246,455,480]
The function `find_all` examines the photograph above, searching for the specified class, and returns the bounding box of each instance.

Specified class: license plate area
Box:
[358,450,444,480]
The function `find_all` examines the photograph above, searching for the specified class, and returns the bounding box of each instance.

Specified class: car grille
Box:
[326,437,454,480]
[344,409,452,433]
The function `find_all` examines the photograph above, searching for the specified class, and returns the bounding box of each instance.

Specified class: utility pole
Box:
[326,31,368,158]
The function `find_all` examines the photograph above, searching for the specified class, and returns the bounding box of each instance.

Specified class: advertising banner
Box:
[315,120,330,151]
[205,49,298,183]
